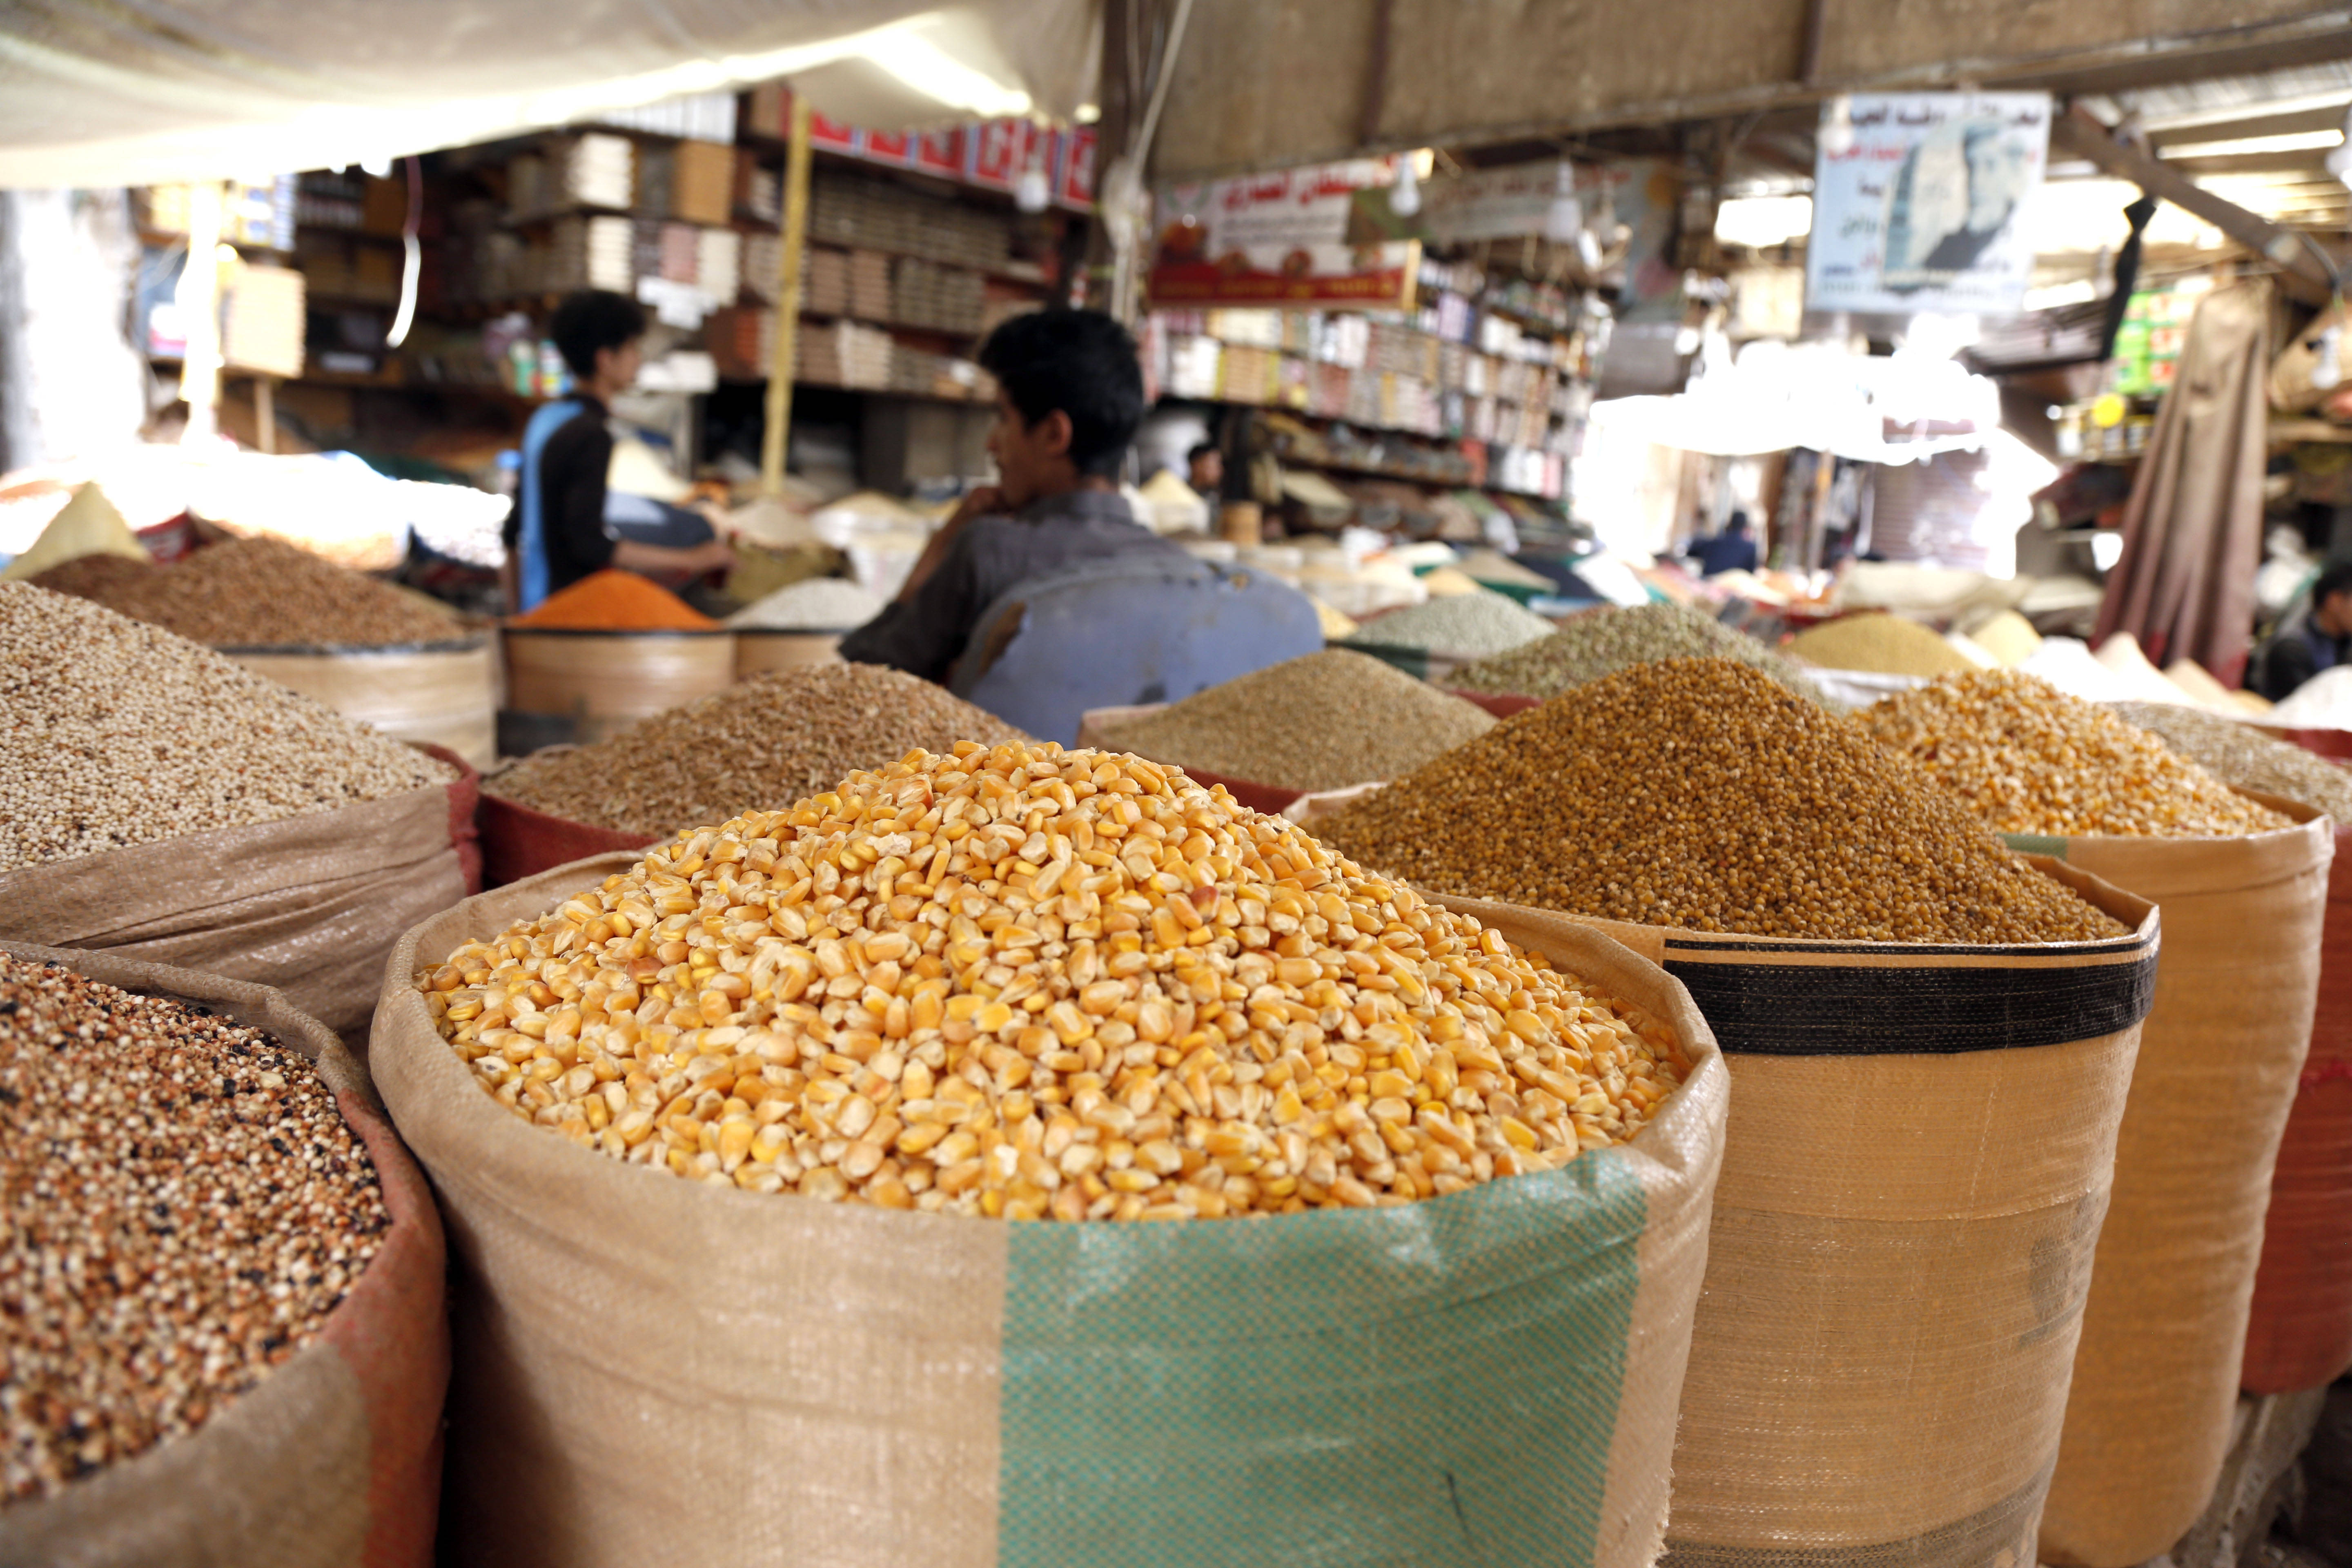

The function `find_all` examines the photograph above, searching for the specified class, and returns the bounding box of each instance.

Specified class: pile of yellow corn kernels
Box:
[421,742,1687,1220]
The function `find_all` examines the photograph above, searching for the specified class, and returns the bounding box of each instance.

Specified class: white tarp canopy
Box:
[1588,338,2003,465]
[0,0,1098,188]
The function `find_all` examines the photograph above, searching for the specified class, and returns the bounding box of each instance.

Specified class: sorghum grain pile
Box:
[1098,650,1495,793]
[488,662,1031,837]
[0,954,389,1500]
[1311,658,2123,943]
[61,535,461,648]
[0,585,452,871]
[425,741,1688,1216]
[1861,670,2291,837]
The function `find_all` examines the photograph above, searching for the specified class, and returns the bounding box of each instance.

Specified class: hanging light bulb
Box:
[1389,158,1421,218]
[1817,96,1857,159]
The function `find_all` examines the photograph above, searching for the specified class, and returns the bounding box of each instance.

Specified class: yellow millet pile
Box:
[1310,658,2125,944]
[1861,670,2293,837]
[419,742,1688,1220]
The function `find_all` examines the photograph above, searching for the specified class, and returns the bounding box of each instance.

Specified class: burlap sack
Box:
[1432,866,2157,1568]
[370,855,1729,1568]
[475,788,657,889]
[0,748,478,1038]
[0,941,447,1568]
[2013,798,2334,1567]
[2242,821,2352,1394]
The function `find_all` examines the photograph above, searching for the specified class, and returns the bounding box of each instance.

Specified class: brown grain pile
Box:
[1310,658,2123,943]
[1098,650,1496,793]
[1861,670,2292,837]
[56,535,461,648]
[0,954,389,1499]
[488,662,1032,837]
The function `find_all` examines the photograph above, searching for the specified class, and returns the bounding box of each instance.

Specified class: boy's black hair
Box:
[977,310,1145,479]
[550,290,646,381]
[1188,441,1220,463]
[2316,559,2352,608]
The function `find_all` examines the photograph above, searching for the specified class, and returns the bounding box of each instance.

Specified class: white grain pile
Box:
[1348,590,1555,657]
[727,576,884,631]
[0,584,451,870]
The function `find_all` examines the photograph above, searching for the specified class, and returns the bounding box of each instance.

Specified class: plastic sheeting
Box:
[0,0,1098,189]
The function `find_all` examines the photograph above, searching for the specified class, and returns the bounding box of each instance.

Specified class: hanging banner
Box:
[1806,91,2052,317]
[1150,160,1419,310]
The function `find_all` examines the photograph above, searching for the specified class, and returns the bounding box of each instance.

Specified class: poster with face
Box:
[1806,92,2051,316]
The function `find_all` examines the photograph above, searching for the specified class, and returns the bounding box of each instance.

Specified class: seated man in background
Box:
[2252,559,2352,701]
[1688,511,1760,578]
[841,309,1182,684]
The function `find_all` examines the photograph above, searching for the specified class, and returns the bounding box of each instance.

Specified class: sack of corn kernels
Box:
[0,940,447,1567]
[2009,800,2332,1567]
[1433,870,2158,1568]
[369,744,1730,1568]
[2242,820,2352,1395]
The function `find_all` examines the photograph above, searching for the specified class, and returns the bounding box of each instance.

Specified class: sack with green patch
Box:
[369,854,1729,1568]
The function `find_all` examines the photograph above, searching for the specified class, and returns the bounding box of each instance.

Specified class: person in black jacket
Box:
[840,310,1182,684]
[502,291,733,612]
[2252,560,2352,702]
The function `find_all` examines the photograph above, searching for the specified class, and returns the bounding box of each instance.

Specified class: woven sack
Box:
[0,941,447,1567]
[1430,871,2157,1568]
[0,746,478,1038]
[2013,798,2334,1567]
[2242,820,2352,1394]
[476,787,658,889]
[369,854,1729,1568]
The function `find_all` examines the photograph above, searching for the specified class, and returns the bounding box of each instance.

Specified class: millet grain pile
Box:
[426,742,1689,1217]
[0,585,453,871]
[1861,670,2292,837]
[488,662,1031,837]
[1347,592,1556,657]
[1448,602,1837,708]
[0,955,389,1501]
[54,534,461,648]
[2110,702,2352,822]
[1098,650,1496,793]
[1310,658,2124,944]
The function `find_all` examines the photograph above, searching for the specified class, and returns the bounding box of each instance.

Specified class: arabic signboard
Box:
[1151,160,1419,310]
[1806,91,2052,317]
[1424,160,1582,244]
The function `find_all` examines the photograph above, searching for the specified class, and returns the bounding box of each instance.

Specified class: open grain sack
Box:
[1307,657,2158,1567]
[2109,703,2352,1398]
[370,742,1727,1568]
[1864,672,2333,1567]
[0,584,478,1037]
[0,941,446,1567]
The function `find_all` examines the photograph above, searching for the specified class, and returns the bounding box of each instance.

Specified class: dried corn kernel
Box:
[423,742,1688,1218]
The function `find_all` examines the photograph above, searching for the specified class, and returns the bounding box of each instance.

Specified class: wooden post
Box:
[254,375,276,455]
[760,92,815,499]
